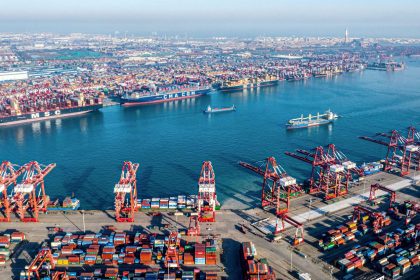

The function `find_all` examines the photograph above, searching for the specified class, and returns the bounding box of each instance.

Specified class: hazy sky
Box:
[1,0,420,37]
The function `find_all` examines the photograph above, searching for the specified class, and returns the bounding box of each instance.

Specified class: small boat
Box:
[204,105,236,114]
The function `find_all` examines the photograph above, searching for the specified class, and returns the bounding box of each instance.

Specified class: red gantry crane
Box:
[285,145,344,200]
[187,214,200,237]
[0,161,25,222]
[327,144,364,179]
[360,127,419,176]
[26,248,55,280]
[13,161,55,222]
[197,161,217,223]
[402,126,419,174]
[165,231,180,268]
[52,272,69,280]
[353,205,386,234]
[360,130,402,173]
[114,161,139,223]
[274,214,304,246]
[368,183,396,208]
[239,157,303,214]
[261,157,301,215]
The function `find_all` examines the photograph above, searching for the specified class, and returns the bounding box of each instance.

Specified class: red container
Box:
[101,253,113,260]
[124,257,135,264]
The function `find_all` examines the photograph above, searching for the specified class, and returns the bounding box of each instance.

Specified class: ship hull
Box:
[286,119,333,130]
[0,104,103,127]
[204,107,236,113]
[220,80,279,92]
[121,88,211,106]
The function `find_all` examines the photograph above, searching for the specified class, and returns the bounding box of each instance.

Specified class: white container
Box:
[14,184,34,193]
[330,164,344,173]
[342,161,356,170]
[406,145,419,152]
[280,176,296,187]
[113,184,131,193]
[199,186,215,193]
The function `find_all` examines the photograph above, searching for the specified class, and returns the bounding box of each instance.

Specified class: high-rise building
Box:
[345,28,349,44]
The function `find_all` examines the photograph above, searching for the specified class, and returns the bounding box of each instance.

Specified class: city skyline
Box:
[1,0,420,38]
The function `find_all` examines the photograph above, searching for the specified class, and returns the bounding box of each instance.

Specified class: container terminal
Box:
[1,33,416,126]
[0,126,419,279]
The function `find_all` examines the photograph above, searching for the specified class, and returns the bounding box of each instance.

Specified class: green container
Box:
[260,258,269,265]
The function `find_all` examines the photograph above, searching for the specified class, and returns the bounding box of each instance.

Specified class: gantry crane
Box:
[402,126,419,174]
[261,157,301,215]
[13,161,56,222]
[274,214,304,246]
[197,161,217,223]
[165,231,180,268]
[360,127,419,176]
[52,271,69,280]
[26,248,55,280]
[327,144,364,194]
[0,161,25,222]
[239,157,303,215]
[285,145,343,200]
[114,161,139,222]
[353,205,386,233]
[187,214,200,237]
[368,183,396,208]
[360,130,402,172]
[403,200,419,225]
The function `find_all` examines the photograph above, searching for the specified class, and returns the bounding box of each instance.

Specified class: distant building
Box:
[0,71,28,82]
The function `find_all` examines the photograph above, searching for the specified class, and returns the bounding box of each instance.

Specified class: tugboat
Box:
[286,110,338,129]
[204,105,236,114]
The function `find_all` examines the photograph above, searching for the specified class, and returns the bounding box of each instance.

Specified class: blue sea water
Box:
[1,60,419,209]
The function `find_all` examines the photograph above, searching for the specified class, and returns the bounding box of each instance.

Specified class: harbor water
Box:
[1,60,419,210]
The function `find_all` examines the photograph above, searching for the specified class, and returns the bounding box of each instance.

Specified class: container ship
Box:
[0,93,103,127]
[361,162,384,175]
[137,195,197,210]
[367,62,405,72]
[285,73,311,82]
[47,197,80,212]
[204,105,236,114]
[120,83,211,106]
[219,77,279,92]
[286,110,338,129]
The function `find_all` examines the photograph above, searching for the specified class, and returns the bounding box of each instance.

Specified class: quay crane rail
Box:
[114,161,139,223]
[13,161,56,222]
[0,161,25,222]
[197,161,217,223]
